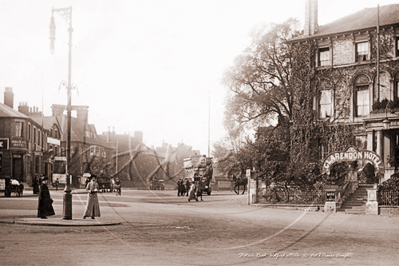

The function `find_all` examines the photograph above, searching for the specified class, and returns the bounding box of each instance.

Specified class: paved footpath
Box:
[0,188,122,226]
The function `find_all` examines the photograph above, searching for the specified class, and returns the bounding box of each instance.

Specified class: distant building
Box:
[49,104,114,186]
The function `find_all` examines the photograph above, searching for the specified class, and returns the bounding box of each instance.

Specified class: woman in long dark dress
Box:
[83,175,101,219]
[37,177,55,219]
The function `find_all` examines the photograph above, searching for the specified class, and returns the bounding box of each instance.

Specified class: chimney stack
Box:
[4,87,14,109]
[75,106,89,123]
[304,0,318,36]
[18,102,29,116]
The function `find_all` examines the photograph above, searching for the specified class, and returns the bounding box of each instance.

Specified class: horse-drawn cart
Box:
[0,178,24,197]
[97,176,112,192]
[148,179,164,190]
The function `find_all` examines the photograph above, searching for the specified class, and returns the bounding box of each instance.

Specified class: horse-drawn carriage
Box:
[97,176,113,192]
[0,178,24,197]
[148,179,164,190]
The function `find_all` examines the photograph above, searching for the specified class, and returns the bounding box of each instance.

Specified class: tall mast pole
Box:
[377,4,380,104]
[208,91,210,157]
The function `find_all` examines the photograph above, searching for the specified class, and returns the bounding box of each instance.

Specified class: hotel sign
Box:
[11,139,26,149]
[322,147,384,174]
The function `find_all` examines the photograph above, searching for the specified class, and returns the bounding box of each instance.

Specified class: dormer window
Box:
[318,47,330,66]
[356,42,369,62]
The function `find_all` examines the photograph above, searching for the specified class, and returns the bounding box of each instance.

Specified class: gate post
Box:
[366,184,378,215]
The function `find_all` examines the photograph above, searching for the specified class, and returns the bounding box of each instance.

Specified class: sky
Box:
[1,0,398,155]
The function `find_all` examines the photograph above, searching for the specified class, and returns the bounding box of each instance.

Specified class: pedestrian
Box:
[54,178,59,191]
[185,179,191,197]
[83,175,101,219]
[177,178,183,196]
[37,176,55,219]
[115,177,121,196]
[32,176,39,194]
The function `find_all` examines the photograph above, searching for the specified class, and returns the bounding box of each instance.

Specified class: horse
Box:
[188,183,198,202]
[232,174,247,195]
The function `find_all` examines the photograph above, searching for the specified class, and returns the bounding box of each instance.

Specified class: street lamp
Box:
[49,6,73,220]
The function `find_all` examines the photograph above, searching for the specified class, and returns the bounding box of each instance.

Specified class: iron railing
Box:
[261,190,326,204]
[377,191,399,207]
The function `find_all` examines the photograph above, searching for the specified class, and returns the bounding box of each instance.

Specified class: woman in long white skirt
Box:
[83,175,101,219]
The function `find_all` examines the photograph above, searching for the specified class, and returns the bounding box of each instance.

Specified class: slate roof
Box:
[0,102,29,118]
[291,4,399,41]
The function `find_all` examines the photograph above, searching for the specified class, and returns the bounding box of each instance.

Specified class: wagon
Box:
[148,179,164,190]
[97,176,112,192]
[0,178,24,197]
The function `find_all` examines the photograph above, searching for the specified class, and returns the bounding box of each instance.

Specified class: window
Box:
[0,154,2,173]
[396,37,399,57]
[28,123,31,140]
[33,127,37,144]
[356,42,369,62]
[38,129,41,146]
[15,121,23,137]
[355,86,369,116]
[319,90,331,118]
[395,72,399,99]
[318,47,330,66]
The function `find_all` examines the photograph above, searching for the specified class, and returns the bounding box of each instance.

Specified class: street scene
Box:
[2,0,399,265]
[0,188,398,266]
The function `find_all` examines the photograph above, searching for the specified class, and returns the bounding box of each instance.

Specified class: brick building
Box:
[290,0,399,182]
[0,88,54,185]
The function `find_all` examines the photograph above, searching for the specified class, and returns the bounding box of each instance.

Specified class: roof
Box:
[292,4,399,41]
[56,114,113,149]
[31,116,61,133]
[0,102,29,118]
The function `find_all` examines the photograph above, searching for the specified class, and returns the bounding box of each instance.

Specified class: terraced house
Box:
[289,0,399,183]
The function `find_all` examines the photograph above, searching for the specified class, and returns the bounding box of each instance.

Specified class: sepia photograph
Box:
[0,0,399,265]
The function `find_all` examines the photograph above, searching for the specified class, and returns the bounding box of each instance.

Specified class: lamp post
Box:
[49,6,73,220]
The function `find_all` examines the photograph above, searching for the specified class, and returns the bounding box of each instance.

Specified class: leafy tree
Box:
[223,18,301,132]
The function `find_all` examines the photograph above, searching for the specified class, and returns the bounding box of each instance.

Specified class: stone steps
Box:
[337,184,373,214]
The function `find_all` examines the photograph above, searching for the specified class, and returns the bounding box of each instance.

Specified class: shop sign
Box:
[0,138,9,150]
[322,146,384,174]
[11,140,26,149]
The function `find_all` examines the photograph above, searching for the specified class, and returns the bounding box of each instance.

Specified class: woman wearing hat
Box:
[37,176,55,219]
[83,174,101,219]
